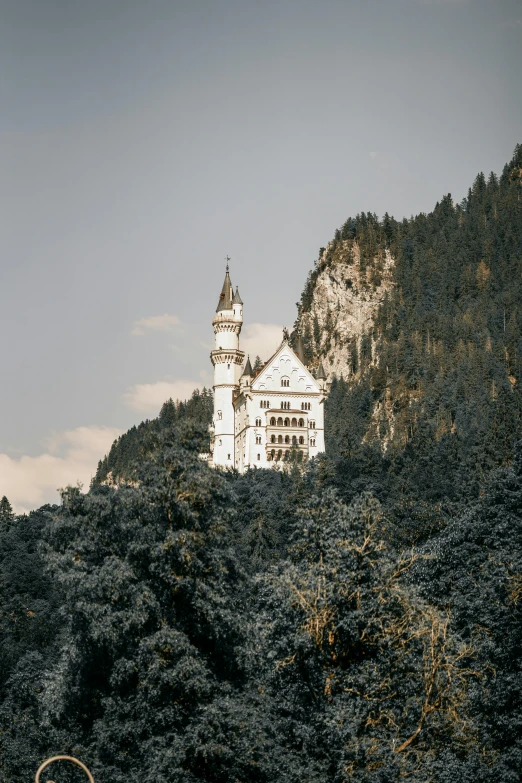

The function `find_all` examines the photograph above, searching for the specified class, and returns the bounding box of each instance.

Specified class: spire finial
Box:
[225,255,231,272]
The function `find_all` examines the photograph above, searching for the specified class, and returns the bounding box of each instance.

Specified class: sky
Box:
[1,0,521,511]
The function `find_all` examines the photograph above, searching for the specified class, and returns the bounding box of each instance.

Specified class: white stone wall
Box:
[211,305,243,467]
[235,342,326,471]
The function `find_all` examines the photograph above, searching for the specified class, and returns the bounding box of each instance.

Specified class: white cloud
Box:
[0,426,122,514]
[241,323,284,362]
[132,314,182,336]
[123,380,201,414]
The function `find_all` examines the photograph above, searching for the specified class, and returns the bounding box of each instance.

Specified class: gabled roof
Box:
[216,266,233,312]
[316,362,327,380]
[241,356,253,377]
[252,337,321,393]
[232,286,243,305]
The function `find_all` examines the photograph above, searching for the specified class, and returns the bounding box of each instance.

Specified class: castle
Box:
[209,265,327,471]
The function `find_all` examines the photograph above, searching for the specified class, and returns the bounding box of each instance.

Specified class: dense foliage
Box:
[1,148,521,781]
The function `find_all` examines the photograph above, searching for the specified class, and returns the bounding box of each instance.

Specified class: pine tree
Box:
[0,496,14,526]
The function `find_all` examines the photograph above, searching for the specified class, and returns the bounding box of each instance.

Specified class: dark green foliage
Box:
[0,507,65,781]
[0,496,14,529]
[415,446,522,781]
[93,388,213,485]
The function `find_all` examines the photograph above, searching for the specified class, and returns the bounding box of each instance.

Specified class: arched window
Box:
[255,417,261,426]
[285,435,290,444]
[271,449,275,459]
[257,453,261,461]
[271,435,276,443]
[284,418,290,426]
[277,417,283,426]
[298,418,304,427]
[218,438,222,446]
[299,436,304,445]
[217,410,222,420]
[310,438,316,447]
[281,377,290,387]
[278,435,283,444]
[310,420,315,429]
[277,450,282,460]
[291,417,297,426]
[292,436,297,445]
[256,436,262,444]
[270,417,276,426]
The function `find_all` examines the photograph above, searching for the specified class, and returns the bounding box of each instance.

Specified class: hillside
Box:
[293,144,522,501]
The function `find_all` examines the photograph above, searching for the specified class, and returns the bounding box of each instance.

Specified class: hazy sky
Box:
[1,0,521,510]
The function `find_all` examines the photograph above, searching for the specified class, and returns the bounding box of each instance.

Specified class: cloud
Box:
[123,380,202,414]
[0,426,122,514]
[241,323,284,361]
[132,314,182,336]
[369,151,378,159]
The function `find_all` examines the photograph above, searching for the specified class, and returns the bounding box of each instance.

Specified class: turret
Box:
[232,286,243,320]
[210,263,244,467]
[316,361,327,392]
[240,355,253,392]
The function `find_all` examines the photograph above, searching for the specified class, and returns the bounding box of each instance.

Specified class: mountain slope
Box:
[293,145,522,496]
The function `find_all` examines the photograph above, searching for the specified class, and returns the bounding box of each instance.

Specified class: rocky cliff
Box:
[294,238,395,381]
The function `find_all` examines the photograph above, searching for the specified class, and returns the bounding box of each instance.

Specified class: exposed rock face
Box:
[297,240,395,380]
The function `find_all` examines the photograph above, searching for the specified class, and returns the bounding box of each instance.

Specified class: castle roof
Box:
[241,355,253,377]
[316,361,327,380]
[216,266,234,312]
[232,286,243,305]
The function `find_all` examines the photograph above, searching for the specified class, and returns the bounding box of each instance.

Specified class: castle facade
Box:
[209,266,326,471]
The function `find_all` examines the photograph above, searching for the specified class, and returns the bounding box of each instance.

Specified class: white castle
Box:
[209,265,327,471]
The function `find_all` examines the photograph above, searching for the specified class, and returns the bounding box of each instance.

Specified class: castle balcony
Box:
[266,443,308,462]
[266,414,308,428]
[266,429,309,448]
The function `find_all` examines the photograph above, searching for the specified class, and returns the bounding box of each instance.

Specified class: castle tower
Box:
[210,265,244,467]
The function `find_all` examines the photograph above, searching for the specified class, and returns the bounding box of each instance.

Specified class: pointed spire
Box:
[232,286,243,305]
[295,333,306,364]
[316,361,327,380]
[216,265,234,312]
[241,356,253,377]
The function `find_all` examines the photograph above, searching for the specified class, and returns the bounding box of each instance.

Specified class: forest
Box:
[0,145,521,782]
